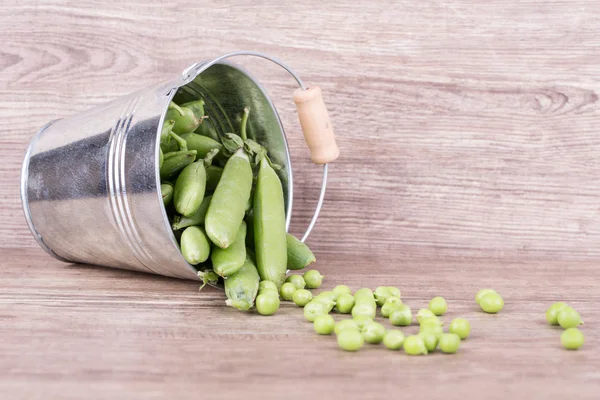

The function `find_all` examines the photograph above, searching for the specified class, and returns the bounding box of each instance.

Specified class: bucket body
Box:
[21,61,292,280]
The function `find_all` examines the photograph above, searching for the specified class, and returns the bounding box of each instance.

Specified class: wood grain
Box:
[1,0,600,398]
[1,248,599,399]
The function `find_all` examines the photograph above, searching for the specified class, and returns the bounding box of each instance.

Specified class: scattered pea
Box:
[449,318,471,340]
[381,301,402,318]
[557,307,583,329]
[438,333,461,354]
[385,296,402,306]
[303,270,324,289]
[416,308,437,324]
[479,292,504,314]
[476,289,497,305]
[374,286,393,307]
[561,328,585,350]
[285,275,306,290]
[255,293,280,316]
[389,305,412,326]
[403,335,428,355]
[313,314,335,335]
[352,303,377,319]
[429,296,448,316]
[335,293,355,314]
[418,332,439,352]
[334,319,360,335]
[314,293,336,312]
[546,302,568,325]
[383,330,405,350]
[304,301,326,322]
[387,287,401,298]
[362,322,386,344]
[419,321,444,337]
[332,285,352,298]
[292,289,313,307]
[259,281,278,292]
[317,291,337,302]
[337,329,364,352]
[353,315,374,330]
[279,282,297,301]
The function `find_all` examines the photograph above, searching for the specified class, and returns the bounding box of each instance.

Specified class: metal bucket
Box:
[21,51,330,280]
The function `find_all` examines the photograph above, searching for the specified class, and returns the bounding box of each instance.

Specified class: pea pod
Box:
[224,253,260,311]
[173,161,206,217]
[159,148,164,168]
[165,101,206,134]
[205,148,253,248]
[254,157,287,288]
[160,119,175,143]
[286,233,316,270]
[172,195,212,230]
[161,183,174,206]
[180,133,222,159]
[206,165,223,192]
[159,150,197,180]
[180,226,211,265]
[212,221,247,277]
[195,117,221,142]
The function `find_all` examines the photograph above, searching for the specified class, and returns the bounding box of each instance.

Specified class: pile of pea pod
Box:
[159,99,316,312]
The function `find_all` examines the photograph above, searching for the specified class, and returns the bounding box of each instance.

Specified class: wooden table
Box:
[1,1,599,398]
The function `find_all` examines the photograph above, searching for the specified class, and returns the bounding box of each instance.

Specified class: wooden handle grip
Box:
[293,86,339,164]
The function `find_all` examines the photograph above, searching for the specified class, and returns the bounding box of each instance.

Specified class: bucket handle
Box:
[181,51,338,242]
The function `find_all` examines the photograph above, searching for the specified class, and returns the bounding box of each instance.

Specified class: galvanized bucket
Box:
[21,51,337,280]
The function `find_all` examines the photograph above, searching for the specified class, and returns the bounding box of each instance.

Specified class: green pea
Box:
[166,101,205,134]
[205,165,223,192]
[389,305,412,326]
[383,330,405,350]
[180,226,210,265]
[211,222,247,278]
[387,287,401,298]
[352,315,374,330]
[179,133,222,159]
[438,333,461,354]
[546,302,568,325]
[172,195,212,230]
[351,303,376,319]
[253,156,287,288]
[403,335,428,355]
[416,308,437,324]
[337,329,364,351]
[362,322,386,344]
[255,292,280,316]
[419,316,443,326]
[381,302,402,318]
[280,282,297,301]
[557,307,583,329]
[332,285,352,298]
[479,292,504,314]
[561,328,584,350]
[418,332,439,352]
[286,233,316,270]
[386,296,402,306]
[159,150,197,180]
[419,321,444,337]
[334,319,360,335]
[205,148,252,249]
[317,291,337,302]
[303,270,324,289]
[353,288,374,302]
[374,286,393,307]
[292,289,313,307]
[476,288,497,305]
[304,301,326,322]
[224,255,260,311]
[429,296,448,316]
[161,183,174,206]
[313,314,335,335]
[335,293,355,314]
[285,275,306,290]
[449,318,471,340]
[259,280,278,292]
[314,293,336,313]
